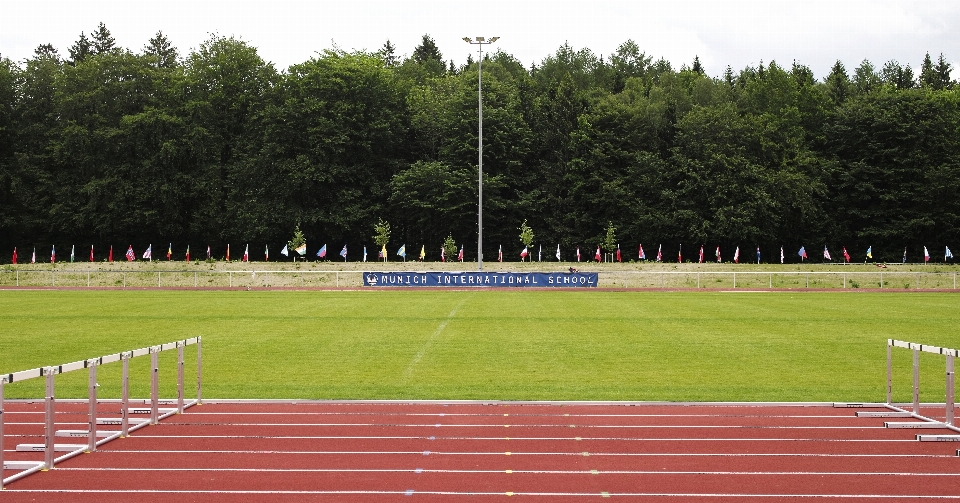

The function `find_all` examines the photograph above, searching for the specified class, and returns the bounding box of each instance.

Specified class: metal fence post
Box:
[177,343,185,414]
[43,368,55,470]
[121,353,130,437]
[947,353,955,426]
[87,360,98,453]
[150,349,159,425]
[913,347,920,414]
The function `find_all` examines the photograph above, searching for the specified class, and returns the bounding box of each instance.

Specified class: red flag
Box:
[12,247,16,264]
[226,244,230,261]
[734,246,740,264]
[51,245,55,263]
[125,246,135,261]
[576,247,581,262]
[186,246,191,262]
[242,244,249,262]
[520,247,528,260]
[498,245,502,262]
[656,244,662,262]
[441,247,446,262]
[457,245,463,262]
[716,246,721,263]
[638,244,645,260]
[167,243,172,260]
[616,244,621,262]
[698,245,704,263]
[842,247,850,263]
[109,245,113,262]
[678,245,682,263]
[90,245,94,262]
[595,246,601,262]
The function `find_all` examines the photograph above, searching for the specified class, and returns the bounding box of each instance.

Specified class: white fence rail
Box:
[0,269,957,289]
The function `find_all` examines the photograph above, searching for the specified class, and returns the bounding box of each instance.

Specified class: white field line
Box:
[399,295,470,384]
[88,449,954,458]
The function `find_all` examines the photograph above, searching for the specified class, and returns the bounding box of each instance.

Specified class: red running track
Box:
[3,401,960,502]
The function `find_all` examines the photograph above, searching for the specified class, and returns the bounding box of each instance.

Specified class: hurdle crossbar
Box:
[884,339,958,434]
[1,337,202,489]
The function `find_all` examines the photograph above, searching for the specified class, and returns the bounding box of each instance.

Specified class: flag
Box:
[226,244,230,261]
[798,246,807,259]
[263,245,268,262]
[70,245,74,262]
[539,245,542,262]
[734,246,740,264]
[397,244,406,258]
[126,245,134,261]
[638,244,645,260]
[498,245,503,262]
[186,245,191,262]
[576,247,581,262]
[556,244,561,261]
[295,243,307,256]
[866,246,872,259]
[924,246,930,263]
[780,247,784,264]
[51,245,55,263]
[520,246,528,260]
[616,244,621,262]
[756,246,761,264]
[698,245,703,263]
[678,245,682,263]
[317,244,327,258]
[656,244,662,262]
[902,247,907,263]
[842,247,850,263]
[89,244,94,262]
[823,246,832,260]
[31,247,36,263]
[715,246,720,263]
[341,245,348,260]
[143,244,152,260]
[206,245,211,259]
[363,246,367,262]
[441,246,445,262]
[12,247,17,264]
[595,246,601,262]
[380,244,387,259]
[946,246,954,261]
[167,243,172,261]
[419,245,425,261]
[280,245,289,257]
[458,245,464,262]
[243,244,249,262]
[109,245,113,262]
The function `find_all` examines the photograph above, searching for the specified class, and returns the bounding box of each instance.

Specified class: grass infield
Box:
[1,289,958,402]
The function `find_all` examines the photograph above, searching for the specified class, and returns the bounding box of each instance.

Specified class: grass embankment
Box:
[2,290,957,402]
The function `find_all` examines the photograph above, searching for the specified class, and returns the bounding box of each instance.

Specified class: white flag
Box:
[280,245,289,256]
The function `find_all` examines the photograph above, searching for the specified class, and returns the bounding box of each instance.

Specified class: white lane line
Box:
[119,434,920,443]
[4,490,959,498]
[95,449,956,458]
[399,296,470,384]
[50,467,960,476]
[152,422,892,429]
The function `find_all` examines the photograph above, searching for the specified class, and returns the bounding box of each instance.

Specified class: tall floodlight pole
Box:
[463,36,498,270]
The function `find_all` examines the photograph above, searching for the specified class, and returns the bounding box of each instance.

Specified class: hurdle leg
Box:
[947,354,955,426]
[121,353,130,437]
[197,337,203,405]
[177,344,184,414]
[887,342,893,405]
[87,361,97,453]
[43,368,55,471]
[913,347,920,414]
[151,349,159,425]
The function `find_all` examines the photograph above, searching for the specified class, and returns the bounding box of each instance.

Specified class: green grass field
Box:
[1,290,958,402]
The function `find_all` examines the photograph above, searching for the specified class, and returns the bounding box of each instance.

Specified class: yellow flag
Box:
[419,245,426,259]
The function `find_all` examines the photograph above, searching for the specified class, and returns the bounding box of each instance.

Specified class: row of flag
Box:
[8,244,956,264]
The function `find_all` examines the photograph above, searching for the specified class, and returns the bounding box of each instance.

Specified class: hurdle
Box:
[862,339,960,441]
[1,337,202,489]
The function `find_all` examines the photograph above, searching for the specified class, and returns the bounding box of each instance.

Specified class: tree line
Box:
[1,25,958,263]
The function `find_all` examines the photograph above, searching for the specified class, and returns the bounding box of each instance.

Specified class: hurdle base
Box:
[833,403,884,408]
[856,411,913,418]
[128,407,176,414]
[3,461,44,470]
[56,430,119,438]
[885,421,947,429]
[97,418,149,426]
[16,443,86,452]
[917,434,960,441]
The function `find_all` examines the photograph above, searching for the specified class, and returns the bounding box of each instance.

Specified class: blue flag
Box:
[397,244,406,258]
[798,246,807,259]
[317,244,327,258]
[340,245,347,259]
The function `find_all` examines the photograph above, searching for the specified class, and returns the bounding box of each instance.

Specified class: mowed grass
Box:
[1,290,958,402]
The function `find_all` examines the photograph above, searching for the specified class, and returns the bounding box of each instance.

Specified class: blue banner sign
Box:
[363,271,598,288]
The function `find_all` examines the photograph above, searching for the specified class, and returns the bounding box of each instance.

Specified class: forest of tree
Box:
[1,25,958,263]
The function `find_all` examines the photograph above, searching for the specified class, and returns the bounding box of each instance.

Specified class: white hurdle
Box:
[879,339,960,440]
[1,337,202,489]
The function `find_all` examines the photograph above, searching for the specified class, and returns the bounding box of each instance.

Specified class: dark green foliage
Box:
[0,35,958,261]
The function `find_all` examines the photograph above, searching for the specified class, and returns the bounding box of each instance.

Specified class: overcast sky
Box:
[2,0,958,80]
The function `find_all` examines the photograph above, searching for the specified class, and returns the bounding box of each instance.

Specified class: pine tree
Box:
[91,22,116,54]
[144,31,178,68]
[379,39,397,67]
[68,32,92,65]
[691,55,704,75]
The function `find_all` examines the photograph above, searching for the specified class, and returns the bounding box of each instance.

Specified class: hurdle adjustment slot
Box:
[885,421,947,429]
[16,443,86,452]
[56,429,120,438]
[917,434,960,441]
[856,411,913,418]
